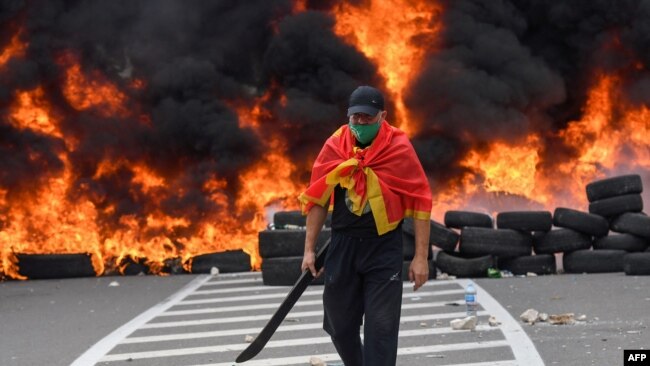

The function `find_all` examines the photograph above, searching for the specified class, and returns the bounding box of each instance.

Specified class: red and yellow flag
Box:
[299,121,432,234]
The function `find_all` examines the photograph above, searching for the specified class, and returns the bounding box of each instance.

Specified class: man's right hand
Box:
[301,250,323,278]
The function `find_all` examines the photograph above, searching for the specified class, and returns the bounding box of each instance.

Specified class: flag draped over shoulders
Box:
[299,120,432,235]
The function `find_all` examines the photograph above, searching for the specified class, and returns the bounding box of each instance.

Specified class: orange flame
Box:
[0,31,27,68]
[9,87,63,138]
[60,53,130,118]
[430,72,650,220]
[333,0,443,135]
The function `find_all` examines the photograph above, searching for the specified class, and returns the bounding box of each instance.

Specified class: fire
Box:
[462,135,542,198]
[10,87,63,138]
[60,53,130,118]
[0,31,27,68]
[332,0,443,135]
[431,72,650,220]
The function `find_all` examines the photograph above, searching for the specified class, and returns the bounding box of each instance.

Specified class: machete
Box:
[235,237,331,363]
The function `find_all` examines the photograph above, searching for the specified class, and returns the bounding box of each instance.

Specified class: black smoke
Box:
[406,0,650,177]
[1,0,650,231]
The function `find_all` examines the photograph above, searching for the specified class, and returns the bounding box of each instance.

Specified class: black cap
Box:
[347,86,384,116]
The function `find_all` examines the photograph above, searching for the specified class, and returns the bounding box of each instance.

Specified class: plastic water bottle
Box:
[465,282,477,317]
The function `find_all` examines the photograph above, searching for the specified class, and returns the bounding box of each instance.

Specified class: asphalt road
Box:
[1,271,648,366]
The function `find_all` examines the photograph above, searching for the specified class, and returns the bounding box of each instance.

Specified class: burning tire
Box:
[610,212,650,238]
[459,227,532,258]
[435,251,494,278]
[588,194,643,217]
[586,174,643,202]
[258,228,331,258]
[533,228,592,254]
[563,249,626,273]
[261,256,324,286]
[497,254,556,275]
[402,232,433,260]
[191,249,251,273]
[593,233,648,252]
[401,259,436,281]
[402,217,459,252]
[17,253,97,279]
[623,253,650,275]
[444,210,493,229]
[552,207,609,237]
[496,211,552,232]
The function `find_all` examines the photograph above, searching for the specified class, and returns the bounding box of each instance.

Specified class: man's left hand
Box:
[408,256,428,291]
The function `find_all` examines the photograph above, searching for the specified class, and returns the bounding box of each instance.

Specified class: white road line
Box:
[201,278,264,286]
[139,309,487,330]
[121,310,483,344]
[160,299,460,316]
[193,279,456,295]
[457,279,545,366]
[69,274,212,366]
[101,326,498,362]
[187,340,511,366]
[179,288,464,305]
[450,361,519,366]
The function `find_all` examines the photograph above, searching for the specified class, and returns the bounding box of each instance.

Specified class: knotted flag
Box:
[299,121,432,235]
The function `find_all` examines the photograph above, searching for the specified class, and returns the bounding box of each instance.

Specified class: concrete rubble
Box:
[450,315,477,330]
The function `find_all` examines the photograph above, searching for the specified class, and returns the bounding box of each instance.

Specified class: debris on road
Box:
[450,315,477,330]
[108,281,120,287]
[520,308,540,324]
[549,313,575,325]
[309,356,325,366]
[488,316,501,326]
[437,273,457,280]
[244,335,254,343]
[520,309,585,325]
[210,267,220,276]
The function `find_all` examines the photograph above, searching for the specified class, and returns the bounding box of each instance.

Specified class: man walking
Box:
[299,86,432,366]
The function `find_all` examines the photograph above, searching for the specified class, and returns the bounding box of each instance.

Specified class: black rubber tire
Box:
[533,228,592,254]
[16,253,97,279]
[191,249,252,273]
[496,211,552,232]
[624,253,650,275]
[563,249,626,273]
[498,254,556,275]
[459,227,532,258]
[553,207,610,237]
[402,259,436,280]
[586,174,643,202]
[273,210,332,228]
[258,228,331,258]
[403,218,459,252]
[593,233,648,252]
[435,251,494,278]
[402,232,433,260]
[261,256,324,286]
[588,194,643,217]
[444,210,493,229]
[610,212,650,238]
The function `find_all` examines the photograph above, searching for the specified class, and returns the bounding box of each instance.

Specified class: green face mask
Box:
[349,121,381,144]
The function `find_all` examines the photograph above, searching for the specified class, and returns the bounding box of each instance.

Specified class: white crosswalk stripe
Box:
[74,272,545,366]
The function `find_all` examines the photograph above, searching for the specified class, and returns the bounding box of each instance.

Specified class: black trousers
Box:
[323,229,403,366]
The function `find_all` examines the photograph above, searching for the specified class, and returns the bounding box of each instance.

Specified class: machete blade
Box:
[235,238,330,363]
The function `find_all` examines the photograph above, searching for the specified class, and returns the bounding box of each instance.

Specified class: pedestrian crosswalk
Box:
[73,272,544,366]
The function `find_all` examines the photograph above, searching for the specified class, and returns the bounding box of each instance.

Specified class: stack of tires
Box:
[259,212,442,285]
[440,210,556,277]
[258,210,331,286]
[401,218,451,280]
[436,211,504,278]
[585,175,650,275]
